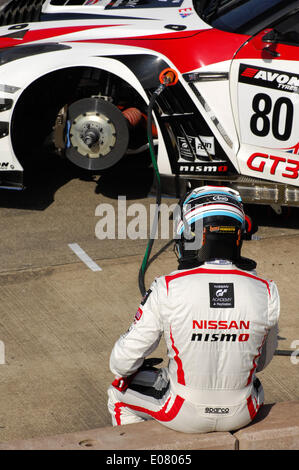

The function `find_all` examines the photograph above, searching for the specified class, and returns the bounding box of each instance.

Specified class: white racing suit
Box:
[108,261,280,433]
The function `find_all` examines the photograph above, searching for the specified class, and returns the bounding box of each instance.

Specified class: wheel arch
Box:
[10,60,150,167]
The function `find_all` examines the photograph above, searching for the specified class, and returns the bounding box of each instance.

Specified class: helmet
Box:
[174,186,256,270]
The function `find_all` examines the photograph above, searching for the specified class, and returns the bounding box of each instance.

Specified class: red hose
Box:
[122,107,158,138]
[122,107,143,127]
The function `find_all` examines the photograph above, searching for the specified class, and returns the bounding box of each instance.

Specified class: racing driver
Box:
[107,186,280,433]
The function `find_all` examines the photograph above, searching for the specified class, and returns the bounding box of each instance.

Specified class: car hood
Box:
[0,0,212,49]
[0,0,248,74]
[41,0,206,25]
[40,0,212,37]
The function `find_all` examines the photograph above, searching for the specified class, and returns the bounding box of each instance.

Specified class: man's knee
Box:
[107,384,148,426]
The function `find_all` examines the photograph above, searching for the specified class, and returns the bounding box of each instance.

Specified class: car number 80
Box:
[250,93,294,141]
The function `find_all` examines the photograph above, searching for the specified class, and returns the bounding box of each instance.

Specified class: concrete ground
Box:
[0,154,298,443]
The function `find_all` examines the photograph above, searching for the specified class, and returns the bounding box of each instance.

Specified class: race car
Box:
[1,0,299,209]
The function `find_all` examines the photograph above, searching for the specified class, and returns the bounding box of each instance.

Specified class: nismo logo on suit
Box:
[191,319,250,342]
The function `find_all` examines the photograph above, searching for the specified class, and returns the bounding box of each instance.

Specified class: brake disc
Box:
[66,97,129,171]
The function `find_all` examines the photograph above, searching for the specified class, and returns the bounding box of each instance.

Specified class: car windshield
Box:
[194,0,299,34]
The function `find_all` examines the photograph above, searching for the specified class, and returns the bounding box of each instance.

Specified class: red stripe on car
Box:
[0,25,124,49]
[73,29,249,74]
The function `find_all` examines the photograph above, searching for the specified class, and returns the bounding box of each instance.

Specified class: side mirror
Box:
[251,29,274,50]
[262,29,279,43]
[251,29,280,57]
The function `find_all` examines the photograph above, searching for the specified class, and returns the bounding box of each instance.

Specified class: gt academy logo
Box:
[209,283,234,308]
[239,64,299,93]
[215,288,228,297]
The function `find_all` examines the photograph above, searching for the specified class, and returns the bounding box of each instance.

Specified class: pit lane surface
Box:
[0,154,299,442]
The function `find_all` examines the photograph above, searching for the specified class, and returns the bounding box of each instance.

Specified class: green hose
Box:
[138,84,166,296]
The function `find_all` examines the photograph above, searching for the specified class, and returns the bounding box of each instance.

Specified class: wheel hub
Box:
[70,112,116,159]
[66,97,129,171]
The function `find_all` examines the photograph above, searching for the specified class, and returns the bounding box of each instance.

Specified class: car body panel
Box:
[230,22,299,186]
[1,0,299,206]
[0,1,247,186]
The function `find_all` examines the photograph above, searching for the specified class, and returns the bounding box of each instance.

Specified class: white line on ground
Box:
[68,243,102,272]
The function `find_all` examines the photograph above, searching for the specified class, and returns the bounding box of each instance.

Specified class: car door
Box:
[230,9,299,185]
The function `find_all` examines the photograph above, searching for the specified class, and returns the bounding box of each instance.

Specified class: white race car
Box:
[1,0,299,209]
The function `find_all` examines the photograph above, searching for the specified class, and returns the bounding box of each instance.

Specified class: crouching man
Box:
[107,186,280,433]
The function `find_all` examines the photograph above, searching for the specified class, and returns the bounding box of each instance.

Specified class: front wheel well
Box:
[11,66,148,169]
